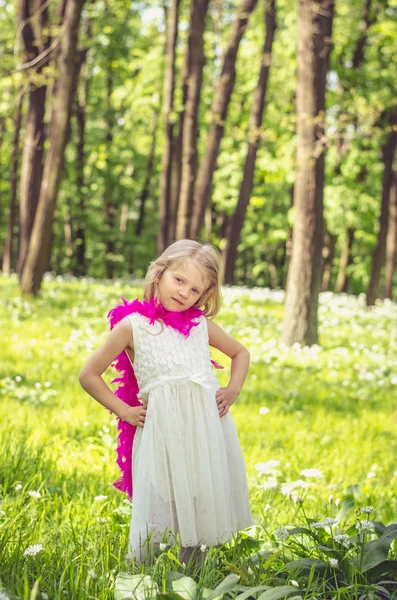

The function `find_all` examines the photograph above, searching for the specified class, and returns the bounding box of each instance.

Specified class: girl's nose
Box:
[179,289,188,298]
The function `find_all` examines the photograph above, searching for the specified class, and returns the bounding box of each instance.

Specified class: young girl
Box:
[79,239,253,565]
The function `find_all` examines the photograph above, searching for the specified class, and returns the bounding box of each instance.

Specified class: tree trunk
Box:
[136,103,162,236]
[321,231,337,292]
[366,110,397,306]
[282,0,335,346]
[74,59,88,275]
[224,0,276,284]
[335,227,354,293]
[158,0,181,253]
[20,0,86,295]
[384,171,397,299]
[191,0,259,239]
[176,0,211,239]
[2,90,24,274]
[17,0,51,276]
[103,61,117,280]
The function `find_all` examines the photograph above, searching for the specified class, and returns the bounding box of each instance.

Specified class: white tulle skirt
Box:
[128,380,253,561]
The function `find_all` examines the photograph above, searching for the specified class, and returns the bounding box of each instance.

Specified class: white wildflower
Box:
[367,471,376,479]
[88,569,97,579]
[281,480,310,496]
[15,375,22,382]
[290,580,299,587]
[23,544,44,557]
[334,534,350,548]
[360,505,375,514]
[260,478,278,490]
[310,518,337,530]
[94,495,108,501]
[329,558,339,569]
[96,517,107,524]
[159,543,167,551]
[28,491,41,498]
[300,468,323,479]
[14,483,23,491]
[200,544,207,552]
[259,407,270,415]
[275,527,291,542]
[356,521,374,532]
[247,567,254,575]
[255,460,280,475]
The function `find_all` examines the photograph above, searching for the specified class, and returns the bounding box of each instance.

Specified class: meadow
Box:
[1,274,397,600]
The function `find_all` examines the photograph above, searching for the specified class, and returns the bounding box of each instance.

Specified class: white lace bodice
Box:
[126,313,219,401]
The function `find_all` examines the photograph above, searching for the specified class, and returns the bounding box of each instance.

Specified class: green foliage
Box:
[1,1,396,293]
[1,275,397,598]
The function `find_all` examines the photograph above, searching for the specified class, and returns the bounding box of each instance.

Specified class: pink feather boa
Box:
[107,297,208,499]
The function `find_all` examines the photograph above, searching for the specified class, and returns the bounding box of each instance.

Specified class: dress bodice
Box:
[126,313,219,401]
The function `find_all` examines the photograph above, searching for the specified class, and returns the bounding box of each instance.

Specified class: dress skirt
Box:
[129,379,253,560]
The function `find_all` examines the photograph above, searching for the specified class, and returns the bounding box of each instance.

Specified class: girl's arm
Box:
[78,318,147,427]
[206,319,250,417]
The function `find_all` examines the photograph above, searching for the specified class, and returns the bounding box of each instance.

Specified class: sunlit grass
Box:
[1,273,397,599]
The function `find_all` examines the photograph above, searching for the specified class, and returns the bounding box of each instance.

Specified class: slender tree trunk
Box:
[20,0,86,295]
[282,0,335,346]
[321,231,337,291]
[103,61,117,279]
[74,62,88,275]
[384,171,397,299]
[136,103,162,236]
[224,0,276,284]
[3,90,24,274]
[191,0,259,239]
[335,227,354,293]
[17,0,51,275]
[158,0,181,253]
[366,110,397,306]
[176,0,211,239]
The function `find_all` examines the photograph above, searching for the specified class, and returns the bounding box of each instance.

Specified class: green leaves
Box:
[114,572,240,600]
[351,524,397,574]
[114,573,158,600]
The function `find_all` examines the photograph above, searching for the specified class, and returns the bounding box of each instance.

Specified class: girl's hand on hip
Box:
[216,386,239,417]
[122,405,147,427]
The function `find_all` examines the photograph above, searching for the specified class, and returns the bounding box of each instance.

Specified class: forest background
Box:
[0,0,396,337]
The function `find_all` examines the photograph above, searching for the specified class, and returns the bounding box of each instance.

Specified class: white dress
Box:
[126,313,253,560]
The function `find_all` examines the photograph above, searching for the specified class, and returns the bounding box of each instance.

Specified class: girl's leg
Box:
[179,545,208,568]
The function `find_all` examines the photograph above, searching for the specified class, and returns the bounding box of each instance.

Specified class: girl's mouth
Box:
[172,298,184,306]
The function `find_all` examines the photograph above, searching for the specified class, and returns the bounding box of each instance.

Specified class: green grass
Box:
[1,274,397,599]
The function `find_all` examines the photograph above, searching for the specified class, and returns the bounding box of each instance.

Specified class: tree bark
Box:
[321,231,337,291]
[158,0,181,253]
[74,57,88,275]
[20,0,86,295]
[136,103,162,237]
[2,90,24,274]
[176,0,211,239]
[224,0,276,284]
[191,0,259,239]
[384,171,397,299]
[335,227,354,293]
[366,109,397,306]
[103,61,117,280]
[17,0,51,276]
[282,0,335,346]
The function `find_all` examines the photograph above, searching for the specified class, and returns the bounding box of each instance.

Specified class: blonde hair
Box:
[144,240,223,318]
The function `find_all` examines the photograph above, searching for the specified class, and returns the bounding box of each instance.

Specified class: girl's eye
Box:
[175,277,183,283]
[192,289,199,294]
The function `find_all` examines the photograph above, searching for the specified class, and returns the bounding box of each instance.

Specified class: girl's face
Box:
[156,261,209,312]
